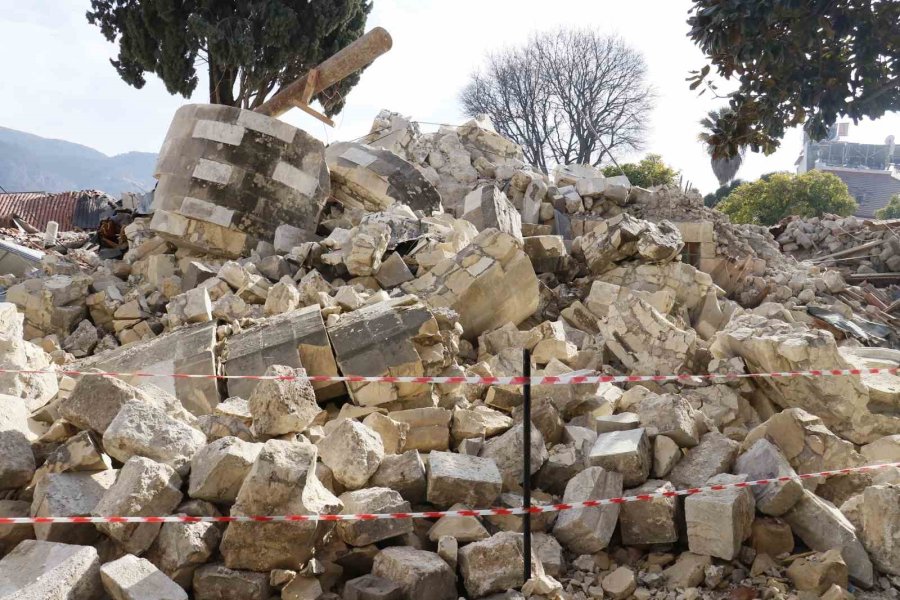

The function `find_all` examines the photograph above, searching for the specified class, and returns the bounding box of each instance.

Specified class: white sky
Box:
[1,0,898,194]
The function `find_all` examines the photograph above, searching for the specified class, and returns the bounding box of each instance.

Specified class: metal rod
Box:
[522,348,532,583]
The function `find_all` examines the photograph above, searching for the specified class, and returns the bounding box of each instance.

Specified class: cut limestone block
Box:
[783,488,873,587]
[619,479,679,545]
[479,423,548,491]
[426,451,502,509]
[327,296,443,406]
[859,484,900,576]
[144,519,221,589]
[343,574,403,600]
[31,470,117,546]
[100,554,187,600]
[317,419,384,490]
[151,103,330,257]
[685,473,755,560]
[552,467,622,554]
[368,450,427,504]
[0,430,34,490]
[222,304,343,402]
[461,185,522,239]
[587,428,651,487]
[668,432,740,489]
[219,440,341,571]
[734,438,803,516]
[93,457,183,555]
[0,540,103,599]
[458,532,540,598]
[402,229,539,339]
[325,141,442,214]
[786,549,848,595]
[336,488,413,546]
[0,500,33,555]
[192,564,272,600]
[371,547,456,600]
[188,437,263,504]
[248,364,320,437]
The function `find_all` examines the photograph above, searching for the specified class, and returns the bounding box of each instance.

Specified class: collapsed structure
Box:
[0,106,899,600]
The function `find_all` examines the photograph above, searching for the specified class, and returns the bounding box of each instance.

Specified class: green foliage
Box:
[875,194,900,220]
[86,0,372,112]
[717,171,858,226]
[602,154,678,189]
[703,179,744,208]
[687,0,900,159]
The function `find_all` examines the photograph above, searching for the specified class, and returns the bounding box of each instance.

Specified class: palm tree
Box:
[699,108,743,186]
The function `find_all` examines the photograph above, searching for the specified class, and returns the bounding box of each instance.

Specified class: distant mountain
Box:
[0,127,157,196]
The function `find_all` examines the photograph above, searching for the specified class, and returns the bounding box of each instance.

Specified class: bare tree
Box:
[460,30,655,172]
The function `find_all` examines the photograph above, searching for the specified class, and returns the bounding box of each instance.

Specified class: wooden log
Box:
[256,27,393,118]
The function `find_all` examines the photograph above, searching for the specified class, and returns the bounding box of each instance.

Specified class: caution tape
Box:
[3,462,897,525]
[2,366,900,385]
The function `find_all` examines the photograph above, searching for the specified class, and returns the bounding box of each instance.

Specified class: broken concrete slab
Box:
[426,451,502,509]
[219,440,341,571]
[0,540,103,599]
[100,554,187,600]
[152,104,330,257]
[222,304,343,402]
[371,547,456,600]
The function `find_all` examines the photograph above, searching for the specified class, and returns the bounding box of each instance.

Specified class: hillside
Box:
[0,126,156,196]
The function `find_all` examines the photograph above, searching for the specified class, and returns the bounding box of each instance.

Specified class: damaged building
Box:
[0,105,899,600]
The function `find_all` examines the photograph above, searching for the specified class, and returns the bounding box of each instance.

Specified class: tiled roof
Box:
[0,190,115,231]
[818,168,900,218]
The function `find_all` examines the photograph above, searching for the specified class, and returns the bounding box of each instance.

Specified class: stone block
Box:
[103,402,206,477]
[193,564,272,600]
[532,532,564,578]
[317,419,384,490]
[428,506,490,543]
[402,229,539,339]
[144,519,220,589]
[552,467,622,554]
[587,428,651,487]
[326,142,442,214]
[619,479,679,545]
[668,432,740,489]
[219,440,341,571]
[371,547,456,600]
[152,104,329,257]
[100,554,187,600]
[343,574,403,600]
[0,430,34,490]
[461,185,522,239]
[602,566,636,600]
[0,540,103,599]
[223,304,343,402]
[522,235,567,274]
[426,451,502,509]
[783,488,873,587]
[389,407,451,452]
[633,393,700,448]
[188,437,263,504]
[0,500,33,556]
[663,552,711,590]
[93,457,183,555]
[750,517,795,557]
[685,473,755,560]
[734,438,803,516]
[31,470,117,546]
[458,532,538,598]
[368,450,427,504]
[375,252,414,289]
[80,321,219,416]
[859,484,900,576]
[363,413,409,455]
[327,296,442,406]
[336,488,413,546]
[477,422,547,491]
[248,364,320,436]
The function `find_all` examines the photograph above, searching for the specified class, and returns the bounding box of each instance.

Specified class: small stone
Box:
[663,553,712,590]
[786,549,849,594]
[602,566,637,600]
[100,554,187,600]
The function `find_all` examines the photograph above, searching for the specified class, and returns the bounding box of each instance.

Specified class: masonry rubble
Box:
[1,104,899,600]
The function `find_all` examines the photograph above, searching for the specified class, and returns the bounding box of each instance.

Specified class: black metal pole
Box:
[522,348,532,582]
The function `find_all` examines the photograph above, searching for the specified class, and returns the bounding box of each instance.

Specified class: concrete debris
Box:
[4,107,900,599]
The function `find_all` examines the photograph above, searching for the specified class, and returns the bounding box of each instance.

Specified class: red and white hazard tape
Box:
[3,462,897,525]
[2,366,900,385]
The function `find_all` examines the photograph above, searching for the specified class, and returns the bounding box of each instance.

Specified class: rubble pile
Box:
[1,105,899,600]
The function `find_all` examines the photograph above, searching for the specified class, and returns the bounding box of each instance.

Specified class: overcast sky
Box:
[2,0,898,194]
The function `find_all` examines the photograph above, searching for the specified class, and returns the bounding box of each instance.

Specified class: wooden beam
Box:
[292,102,335,127]
[256,27,393,119]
